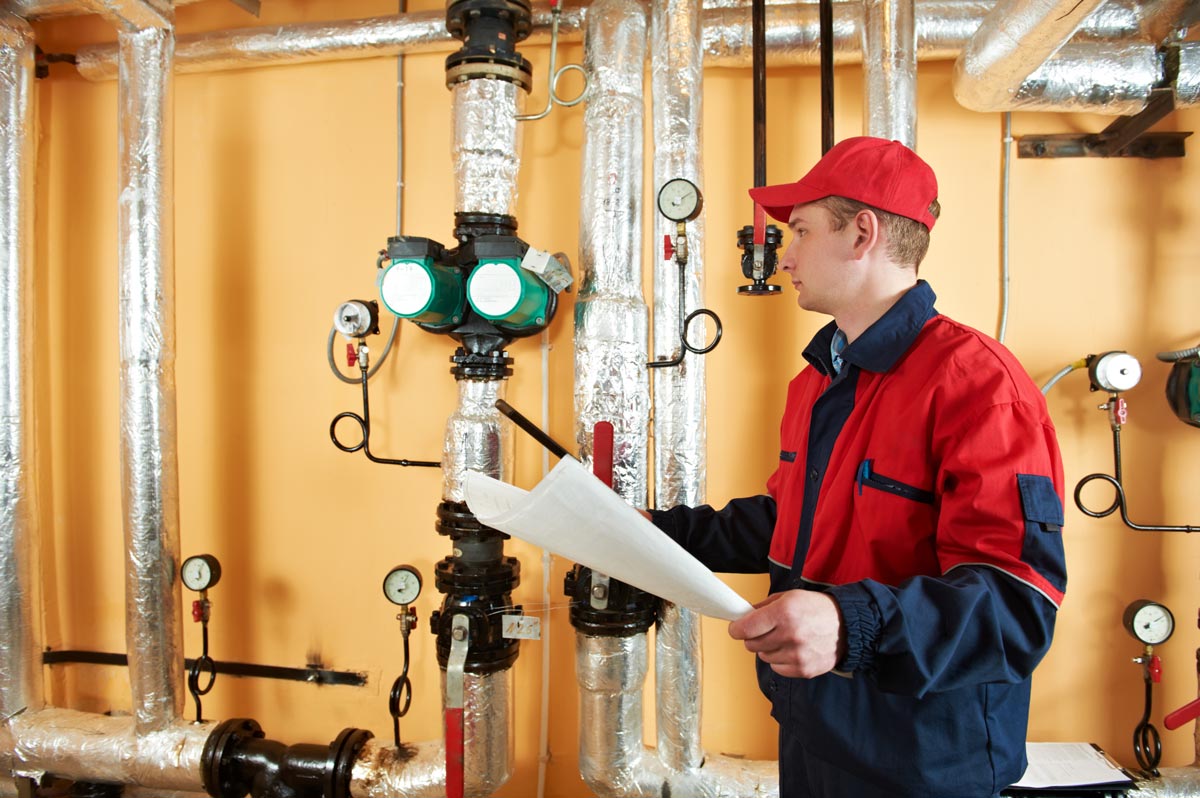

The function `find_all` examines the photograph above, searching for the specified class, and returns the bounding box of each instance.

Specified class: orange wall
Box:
[29,2,1200,796]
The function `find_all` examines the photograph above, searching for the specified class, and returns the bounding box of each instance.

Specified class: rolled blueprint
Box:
[464,457,752,620]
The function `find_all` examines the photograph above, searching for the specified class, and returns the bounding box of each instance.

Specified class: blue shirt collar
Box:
[803,280,938,376]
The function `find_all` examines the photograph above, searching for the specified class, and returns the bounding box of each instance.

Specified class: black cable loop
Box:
[648,259,722,368]
[1134,664,1162,777]
[388,627,413,748]
[188,619,217,723]
[1074,426,1200,532]
[329,361,440,467]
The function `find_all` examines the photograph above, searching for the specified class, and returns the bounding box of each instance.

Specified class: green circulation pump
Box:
[466,258,550,329]
[379,257,465,326]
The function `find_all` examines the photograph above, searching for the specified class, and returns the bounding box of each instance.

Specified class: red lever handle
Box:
[593,421,614,489]
[1165,696,1200,730]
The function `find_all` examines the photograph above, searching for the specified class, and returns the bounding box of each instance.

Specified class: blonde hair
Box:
[815,196,941,268]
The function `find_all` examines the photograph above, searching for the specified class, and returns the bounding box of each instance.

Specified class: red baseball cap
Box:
[748,136,939,230]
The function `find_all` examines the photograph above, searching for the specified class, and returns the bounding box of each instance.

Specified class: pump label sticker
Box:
[502,615,541,640]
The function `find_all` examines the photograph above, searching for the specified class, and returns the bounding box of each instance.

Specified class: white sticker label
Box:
[501,615,541,640]
[468,262,522,316]
[381,261,435,316]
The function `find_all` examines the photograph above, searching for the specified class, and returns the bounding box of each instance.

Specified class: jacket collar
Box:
[802,280,938,376]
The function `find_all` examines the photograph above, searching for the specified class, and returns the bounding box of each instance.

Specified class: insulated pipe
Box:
[116,13,185,735]
[577,634,667,797]
[953,0,1107,111]
[649,0,706,776]
[73,2,1152,80]
[861,0,917,145]
[451,79,523,221]
[442,377,512,503]
[348,671,513,798]
[573,0,649,501]
[0,11,39,768]
[10,708,211,790]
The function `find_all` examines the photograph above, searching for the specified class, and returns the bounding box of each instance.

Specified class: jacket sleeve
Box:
[649,495,776,574]
[827,398,1066,698]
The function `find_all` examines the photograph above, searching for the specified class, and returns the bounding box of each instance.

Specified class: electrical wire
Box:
[326,316,400,384]
[1040,358,1087,394]
[1157,343,1200,362]
[997,112,1012,343]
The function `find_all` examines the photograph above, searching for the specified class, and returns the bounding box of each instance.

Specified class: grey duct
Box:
[950,0,1181,113]
[116,9,185,734]
[649,0,705,777]
[573,0,649,500]
[0,10,38,773]
[862,0,917,144]
[72,1,1149,78]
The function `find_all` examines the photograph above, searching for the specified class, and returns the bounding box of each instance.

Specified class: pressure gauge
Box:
[1124,599,1174,645]
[181,554,222,592]
[657,178,703,223]
[1089,351,1142,393]
[383,564,423,606]
[333,300,378,339]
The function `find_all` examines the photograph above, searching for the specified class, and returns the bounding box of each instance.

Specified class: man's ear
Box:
[851,209,880,257]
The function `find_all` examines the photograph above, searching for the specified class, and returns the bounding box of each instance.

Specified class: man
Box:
[647,137,1066,798]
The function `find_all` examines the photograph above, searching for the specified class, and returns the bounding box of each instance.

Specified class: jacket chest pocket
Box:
[856,459,933,504]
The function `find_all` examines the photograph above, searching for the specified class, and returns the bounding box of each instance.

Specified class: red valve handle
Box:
[1165,696,1200,730]
[593,421,614,489]
[1150,654,1162,684]
[663,234,675,261]
[346,343,357,368]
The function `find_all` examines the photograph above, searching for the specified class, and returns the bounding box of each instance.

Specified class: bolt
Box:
[591,584,609,601]
[452,625,468,642]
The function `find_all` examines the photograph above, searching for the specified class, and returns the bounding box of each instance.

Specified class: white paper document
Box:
[1009,742,1132,790]
[463,457,754,621]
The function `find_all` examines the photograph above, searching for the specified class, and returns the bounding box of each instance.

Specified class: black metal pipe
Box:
[819,0,835,152]
[752,0,767,186]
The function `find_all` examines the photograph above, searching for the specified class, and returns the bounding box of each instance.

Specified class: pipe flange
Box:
[201,718,265,798]
[325,728,373,798]
[444,58,533,92]
[446,0,533,42]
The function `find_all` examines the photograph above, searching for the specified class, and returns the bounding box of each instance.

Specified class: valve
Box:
[736,204,783,296]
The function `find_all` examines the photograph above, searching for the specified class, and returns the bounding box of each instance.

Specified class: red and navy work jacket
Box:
[651,281,1066,798]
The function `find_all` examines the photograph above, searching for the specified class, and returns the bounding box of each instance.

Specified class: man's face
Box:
[778,202,855,315]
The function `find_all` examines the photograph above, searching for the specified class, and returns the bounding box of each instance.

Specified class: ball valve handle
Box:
[1165,696,1200,730]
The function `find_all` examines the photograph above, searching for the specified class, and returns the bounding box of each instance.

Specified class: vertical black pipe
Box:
[752,0,766,186]
[819,0,834,152]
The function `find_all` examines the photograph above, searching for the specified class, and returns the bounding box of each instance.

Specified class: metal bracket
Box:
[589,572,610,611]
[1018,88,1190,159]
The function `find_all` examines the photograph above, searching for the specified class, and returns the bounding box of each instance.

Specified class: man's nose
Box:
[779,242,797,273]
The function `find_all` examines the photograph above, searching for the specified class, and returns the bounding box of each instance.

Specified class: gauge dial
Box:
[383,565,423,606]
[657,178,703,223]
[181,554,222,592]
[1090,351,1142,393]
[1124,599,1174,645]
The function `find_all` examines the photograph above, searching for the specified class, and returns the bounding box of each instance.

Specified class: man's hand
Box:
[728,590,846,679]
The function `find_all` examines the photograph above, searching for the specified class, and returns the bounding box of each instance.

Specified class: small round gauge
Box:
[1124,599,1174,645]
[657,178,703,223]
[180,554,222,592]
[383,564,423,606]
[1090,351,1142,393]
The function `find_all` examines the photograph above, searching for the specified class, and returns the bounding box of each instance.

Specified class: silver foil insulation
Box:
[649,0,707,777]
[349,670,514,798]
[452,79,523,219]
[117,21,184,734]
[442,379,512,504]
[11,709,211,790]
[574,0,650,506]
[0,11,38,773]
[862,0,917,145]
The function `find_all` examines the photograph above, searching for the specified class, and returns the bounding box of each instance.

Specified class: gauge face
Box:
[657,178,703,222]
[1092,352,1142,393]
[181,554,221,592]
[1124,599,1174,645]
[383,565,423,606]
